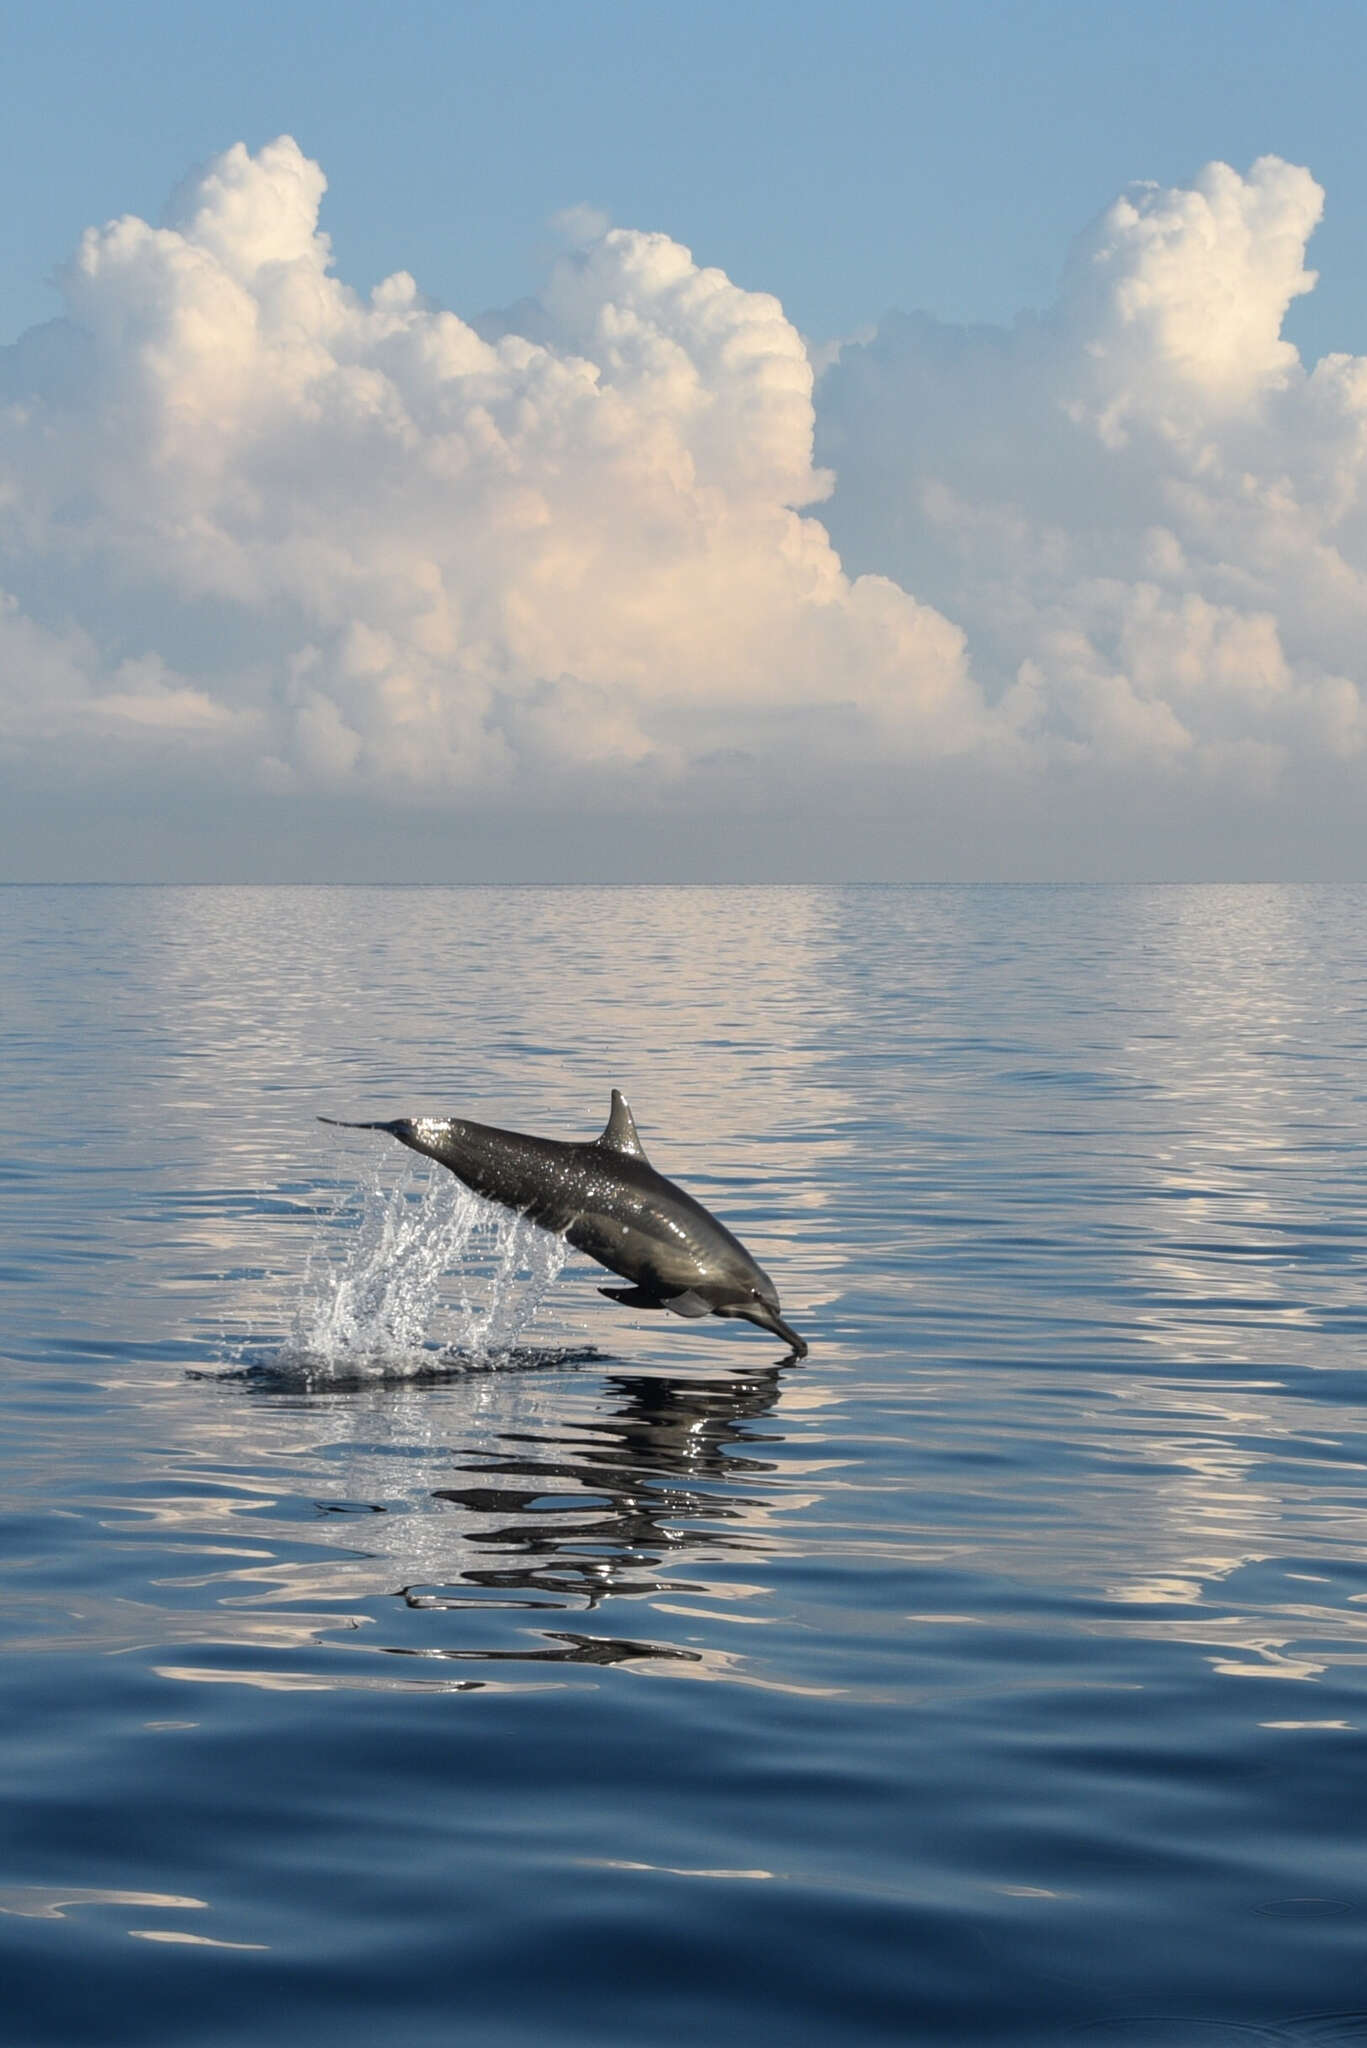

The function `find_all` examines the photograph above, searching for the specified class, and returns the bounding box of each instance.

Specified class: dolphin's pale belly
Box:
[563,1203,729,1299]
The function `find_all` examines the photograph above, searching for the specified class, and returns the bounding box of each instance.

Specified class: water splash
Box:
[272,1161,569,1381]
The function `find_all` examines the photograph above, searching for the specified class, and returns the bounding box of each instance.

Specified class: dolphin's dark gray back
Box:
[360,1095,758,1275]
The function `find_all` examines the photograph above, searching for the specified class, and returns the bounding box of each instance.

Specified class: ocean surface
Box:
[3,883,1367,2047]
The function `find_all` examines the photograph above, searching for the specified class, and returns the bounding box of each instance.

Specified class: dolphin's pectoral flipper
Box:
[597,1284,712,1319]
[660,1289,713,1319]
[599,1285,668,1310]
[596,1089,647,1160]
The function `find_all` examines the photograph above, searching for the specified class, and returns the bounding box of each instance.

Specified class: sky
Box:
[4,0,1367,880]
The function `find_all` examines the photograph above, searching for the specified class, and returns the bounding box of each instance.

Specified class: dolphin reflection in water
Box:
[428,1368,786,1622]
[321,1090,808,1359]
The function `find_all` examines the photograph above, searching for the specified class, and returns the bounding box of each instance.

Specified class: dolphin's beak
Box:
[741,1302,809,1360]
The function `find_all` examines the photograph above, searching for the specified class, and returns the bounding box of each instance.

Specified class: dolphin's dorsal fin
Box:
[597,1088,646,1159]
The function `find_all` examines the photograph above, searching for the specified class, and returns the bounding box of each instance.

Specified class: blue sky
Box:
[7,0,1366,361]
[4,0,1367,878]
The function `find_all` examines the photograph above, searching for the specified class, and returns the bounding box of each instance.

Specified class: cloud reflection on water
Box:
[9,1360,817,1691]
[8,885,1367,1712]
[17,887,1367,2040]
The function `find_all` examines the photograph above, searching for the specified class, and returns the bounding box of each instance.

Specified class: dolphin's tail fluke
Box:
[318,1116,408,1133]
[319,1116,426,1152]
[320,1115,454,1169]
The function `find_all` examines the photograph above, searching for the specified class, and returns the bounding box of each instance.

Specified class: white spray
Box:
[283,1160,568,1377]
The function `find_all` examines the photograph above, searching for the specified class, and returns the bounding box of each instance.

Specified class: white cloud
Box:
[2,139,1366,872]
[0,136,985,808]
[817,155,1367,797]
[1062,156,1322,432]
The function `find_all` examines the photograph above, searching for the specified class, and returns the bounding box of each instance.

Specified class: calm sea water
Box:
[3,883,1367,2047]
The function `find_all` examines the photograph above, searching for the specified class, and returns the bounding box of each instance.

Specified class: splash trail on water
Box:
[268,1158,572,1383]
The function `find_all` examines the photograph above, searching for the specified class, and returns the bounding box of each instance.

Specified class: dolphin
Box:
[320,1090,808,1359]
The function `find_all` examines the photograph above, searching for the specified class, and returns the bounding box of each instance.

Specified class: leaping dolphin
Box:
[320,1091,808,1359]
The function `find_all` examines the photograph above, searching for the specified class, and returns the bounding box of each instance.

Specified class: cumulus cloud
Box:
[817,154,1367,790]
[0,135,985,808]
[2,137,1366,871]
